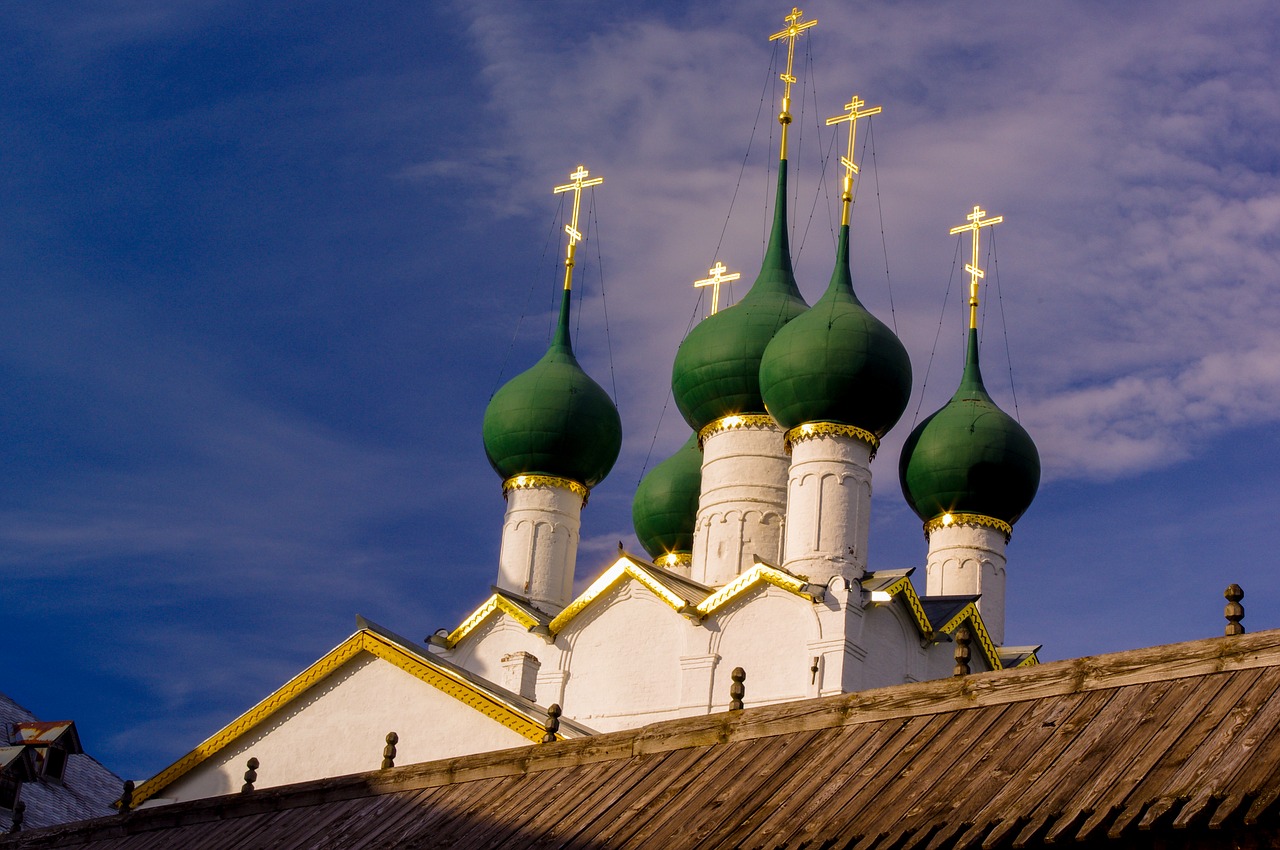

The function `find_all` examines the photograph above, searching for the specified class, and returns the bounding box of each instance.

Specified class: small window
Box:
[43,746,67,782]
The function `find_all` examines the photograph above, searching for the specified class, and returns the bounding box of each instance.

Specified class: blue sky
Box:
[2,1,1278,781]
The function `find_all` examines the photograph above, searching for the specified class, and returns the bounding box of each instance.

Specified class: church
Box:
[125,8,1046,808]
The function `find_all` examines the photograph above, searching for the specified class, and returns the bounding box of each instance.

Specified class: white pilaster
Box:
[496,478,584,612]
[782,430,873,583]
[924,521,1009,645]
[691,416,788,586]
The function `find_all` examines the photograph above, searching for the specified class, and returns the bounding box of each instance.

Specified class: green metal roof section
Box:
[632,432,702,560]
[482,288,622,489]
[670,161,809,431]
[759,223,912,435]
[899,328,1040,525]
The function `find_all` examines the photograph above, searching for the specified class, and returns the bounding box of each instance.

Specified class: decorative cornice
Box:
[129,630,555,807]
[654,552,692,569]
[784,422,879,459]
[935,603,1002,672]
[870,574,934,641]
[447,594,544,647]
[923,512,1012,541]
[697,413,780,446]
[695,562,820,616]
[502,474,589,505]
[548,557,689,634]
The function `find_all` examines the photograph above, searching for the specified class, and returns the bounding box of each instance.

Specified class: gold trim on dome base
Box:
[924,512,1012,541]
[784,422,879,459]
[502,474,589,505]
[654,552,692,570]
[697,413,780,446]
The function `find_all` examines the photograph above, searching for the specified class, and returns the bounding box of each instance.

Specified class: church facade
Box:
[130,8,1045,806]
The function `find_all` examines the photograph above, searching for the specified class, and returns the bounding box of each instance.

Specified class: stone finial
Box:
[729,667,746,711]
[119,779,135,815]
[9,800,24,833]
[953,626,972,677]
[542,704,562,744]
[241,757,259,793]
[381,732,399,769]
[1225,584,1245,636]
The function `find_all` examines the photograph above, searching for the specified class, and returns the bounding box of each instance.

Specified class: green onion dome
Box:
[671,164,809,432]
[482,289,622,489]
[632,433,702,563]
[759,223,912,435]
[899,329,1040,527]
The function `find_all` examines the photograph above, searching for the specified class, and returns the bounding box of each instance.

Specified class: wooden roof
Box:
[9,629,1280,849]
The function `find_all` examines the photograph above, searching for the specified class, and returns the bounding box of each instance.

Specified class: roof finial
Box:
[552,165,604,293]
[953,625,973,676]
[381,732,399,769]
[729,667,746,711]
[241,757,259,793]
[694,261,741,316]
[119,779,134,815]
[825,94,881,227]
[949,205,1003,331]
[541,704,562,743]
[1225,584,1245,636]
[769,7,817,160]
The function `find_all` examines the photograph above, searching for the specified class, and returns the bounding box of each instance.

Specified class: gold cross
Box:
[825,94,882,226]
[552,165,604,291]
[769,7,817,159]
[694,261,741,316]
[949,205,1004,330]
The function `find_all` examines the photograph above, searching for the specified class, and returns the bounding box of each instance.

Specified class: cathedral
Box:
[126,9,1046,806]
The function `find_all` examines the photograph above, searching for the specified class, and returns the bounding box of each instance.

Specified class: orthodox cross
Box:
[769,7,817,159]
[949,205,1003,330]
[694,261,741,316]
[552,165,604,291]
[825,94,881,227]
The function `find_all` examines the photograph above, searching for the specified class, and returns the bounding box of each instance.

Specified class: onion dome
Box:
[632,433,701,565]
[759,223,912,436]
[671,166,809,432]
[483,289,622,489]
[899,329,1040,527]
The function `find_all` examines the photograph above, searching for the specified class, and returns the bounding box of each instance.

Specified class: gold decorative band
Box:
[502,474,589,504]
[653,552,692,570]
[785,422,879,458]
[698,413,779,445]
[924,512,1012,540]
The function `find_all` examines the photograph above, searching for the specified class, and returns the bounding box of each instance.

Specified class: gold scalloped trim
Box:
[129,630,554,807]
[872,574,934,641]
[784,422,879,459]
[697,413,780,445]
[446,594,543,647]
[695,562,819,616]
[1014,652,1040,668]
[923,512,1012,541]
[548,556,688,633]
[935,603,1002,672]
[654,552,692,569]
[502,474,589,505]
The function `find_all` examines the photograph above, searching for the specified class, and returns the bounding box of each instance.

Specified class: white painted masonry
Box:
[691,422,788,586]
[782,434,873,584]
[496,481,582,611]
[925,523,1010,645]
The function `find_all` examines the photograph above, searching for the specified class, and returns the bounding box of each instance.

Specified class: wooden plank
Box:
[920,690,1094,850]
[553,746,716,848]
[1105,667,1271,838]
[665,729,824,849]
[849,702,1020,850]
[1070,671,1245,840]
[734,723,888,850]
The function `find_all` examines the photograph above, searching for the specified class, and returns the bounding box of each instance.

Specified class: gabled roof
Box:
[127,617,593,808]
[11,628,1280,849]
[0,694,120,833]
[447,554,830,648]
[11,723,81,754]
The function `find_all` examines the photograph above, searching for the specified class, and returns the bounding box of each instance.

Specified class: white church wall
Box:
[857,603,914,691]
[558,582,685,730]
[449,616,559,704]
[160,652,531,803]
[707,586,817,711]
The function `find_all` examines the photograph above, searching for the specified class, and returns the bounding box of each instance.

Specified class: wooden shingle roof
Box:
[8,629,1280,849]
